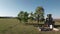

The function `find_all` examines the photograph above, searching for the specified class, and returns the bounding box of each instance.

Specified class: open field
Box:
[0,18,39,34]
[0,18,60,34]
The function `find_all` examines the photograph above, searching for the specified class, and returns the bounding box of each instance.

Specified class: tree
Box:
[35,6,44,23]
[18,11,28,23]
[18,11,24,22]
[23,12,28,22]
[17,6,45,23]
[28,12,34,23]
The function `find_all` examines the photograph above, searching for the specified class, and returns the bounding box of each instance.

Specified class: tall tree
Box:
[35,6,44,23]
[23,12,28,22]
[28,12,34,23]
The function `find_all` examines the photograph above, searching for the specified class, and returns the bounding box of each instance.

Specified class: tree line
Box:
[17,6,45,24]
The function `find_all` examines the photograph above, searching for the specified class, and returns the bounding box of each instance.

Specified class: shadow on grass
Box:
[54,25,60,28]
[25,23,60,28]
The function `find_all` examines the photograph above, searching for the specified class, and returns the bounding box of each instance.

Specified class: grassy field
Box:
[0,18,60,34]
[0,18,39,34]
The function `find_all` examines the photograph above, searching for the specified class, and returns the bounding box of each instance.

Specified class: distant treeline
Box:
[54,19,60,22]
[0,17,17,19]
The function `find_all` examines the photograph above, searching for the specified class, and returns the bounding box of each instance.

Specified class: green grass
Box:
[0,18,39,34]
[0,18,60,34]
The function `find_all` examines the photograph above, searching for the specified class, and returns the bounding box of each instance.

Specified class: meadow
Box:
[0,18,39,34]
[0,18,60,34]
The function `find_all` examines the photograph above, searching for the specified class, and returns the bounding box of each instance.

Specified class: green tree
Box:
[29,12,33,20]
[23,12,28,22]
[35,6,44,23]
[28,12,34,23]
[18,11,28,23]
[18,11,24,23]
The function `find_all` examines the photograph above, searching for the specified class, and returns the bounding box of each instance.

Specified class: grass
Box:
[0,18,60,34]
[0,18,39,34]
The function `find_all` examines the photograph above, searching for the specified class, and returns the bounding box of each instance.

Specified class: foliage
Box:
[28,12,34,20]
[18,11,24,21]
[18,11,28,23]
[35,6,44,22]
[17,6,45,23]
[23,12,28,22]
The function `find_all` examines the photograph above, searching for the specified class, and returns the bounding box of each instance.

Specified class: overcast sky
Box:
[0,0,60,18]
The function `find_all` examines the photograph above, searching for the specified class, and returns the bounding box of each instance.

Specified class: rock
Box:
[53,28,59,31]
[37,27,41,31]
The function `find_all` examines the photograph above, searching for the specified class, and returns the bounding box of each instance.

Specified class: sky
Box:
[0,0,60,19]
